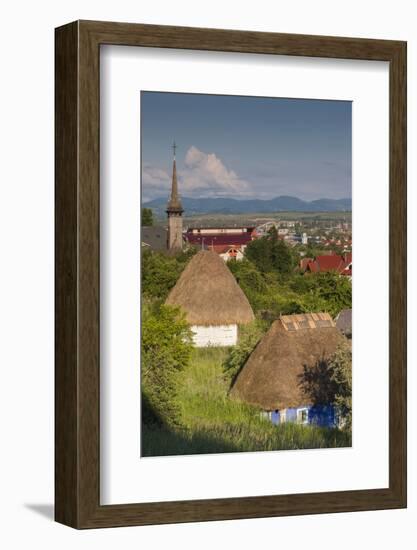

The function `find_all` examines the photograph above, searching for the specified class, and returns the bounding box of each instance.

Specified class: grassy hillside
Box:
[141,347,351,457]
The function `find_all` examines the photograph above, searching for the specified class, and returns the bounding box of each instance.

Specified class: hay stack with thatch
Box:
[230,313,346,426]
[165,250,254,347]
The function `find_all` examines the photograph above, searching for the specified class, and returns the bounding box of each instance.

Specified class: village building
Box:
[277,227,289,236]
[230,313,346,427]
[141,226,168,251]
[335,308,352,337]
[280,220,296,228]
[165,250,255,346]
[301,253,352,277]
[184,226,255,260]
[218,246,245,261]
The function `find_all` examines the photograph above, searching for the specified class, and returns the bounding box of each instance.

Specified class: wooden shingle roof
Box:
[280,313,335,332]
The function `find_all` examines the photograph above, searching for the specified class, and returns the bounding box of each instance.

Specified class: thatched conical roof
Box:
[165,250,255,326]
[230,313,346,410]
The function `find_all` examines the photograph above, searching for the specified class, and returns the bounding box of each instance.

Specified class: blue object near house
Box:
[271,410,280,424]
[268,404,338,428]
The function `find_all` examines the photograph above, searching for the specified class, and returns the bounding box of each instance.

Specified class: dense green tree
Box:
[244,232,295,275]
[227,259,267,294]
[289,272,352,317]
[313,272,352,316]
[142,303,193,426]
[141,207,154,226]
[227,257,350,319]
[141,247,197,301]
[273,238,295,274]
[329,343,352,430]
[244,238,272,273]
[141,251,180,300]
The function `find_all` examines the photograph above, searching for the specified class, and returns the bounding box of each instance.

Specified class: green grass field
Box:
[142,348,351,457]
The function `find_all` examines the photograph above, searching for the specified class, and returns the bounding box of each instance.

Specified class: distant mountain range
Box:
[143,195,352,217]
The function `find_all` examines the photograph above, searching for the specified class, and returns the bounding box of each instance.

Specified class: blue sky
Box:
[141,92,352,202]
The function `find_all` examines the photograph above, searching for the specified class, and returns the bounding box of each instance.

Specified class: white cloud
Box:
[142,147,252,200]
[142,164,170,188]
[180,146,251,197]
[141,164,171,201]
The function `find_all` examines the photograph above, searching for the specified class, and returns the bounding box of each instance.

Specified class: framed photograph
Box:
[55,20,406,528]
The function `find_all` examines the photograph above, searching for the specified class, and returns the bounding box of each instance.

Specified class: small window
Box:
[297,408,309,424]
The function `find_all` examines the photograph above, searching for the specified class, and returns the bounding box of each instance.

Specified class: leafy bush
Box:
[141,302,193,427]
[227,258,350,319]
[141,207,154,226]
[222,321,267,382]
[141,247,197,301]
[244,230,295,275]
[328,343,352,430]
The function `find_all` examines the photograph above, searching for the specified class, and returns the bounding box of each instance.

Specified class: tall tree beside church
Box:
[142,207,154,226]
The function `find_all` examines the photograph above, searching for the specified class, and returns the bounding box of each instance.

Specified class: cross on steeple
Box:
[172,141,177,159]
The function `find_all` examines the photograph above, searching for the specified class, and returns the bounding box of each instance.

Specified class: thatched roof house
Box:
[165,250,254,347]
[230,313,345,412]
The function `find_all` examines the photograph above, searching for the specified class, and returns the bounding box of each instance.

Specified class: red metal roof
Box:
[304,254,352,276]
[184,233,253,246]
[316,255,345,272]
[306,260,319,273]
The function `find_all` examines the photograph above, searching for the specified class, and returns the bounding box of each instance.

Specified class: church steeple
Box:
[166,142,183,214]
[166,142,184,252]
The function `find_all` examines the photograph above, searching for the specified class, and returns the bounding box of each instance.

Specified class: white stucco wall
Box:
[191,324,238,347]
[219,249,244,262]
